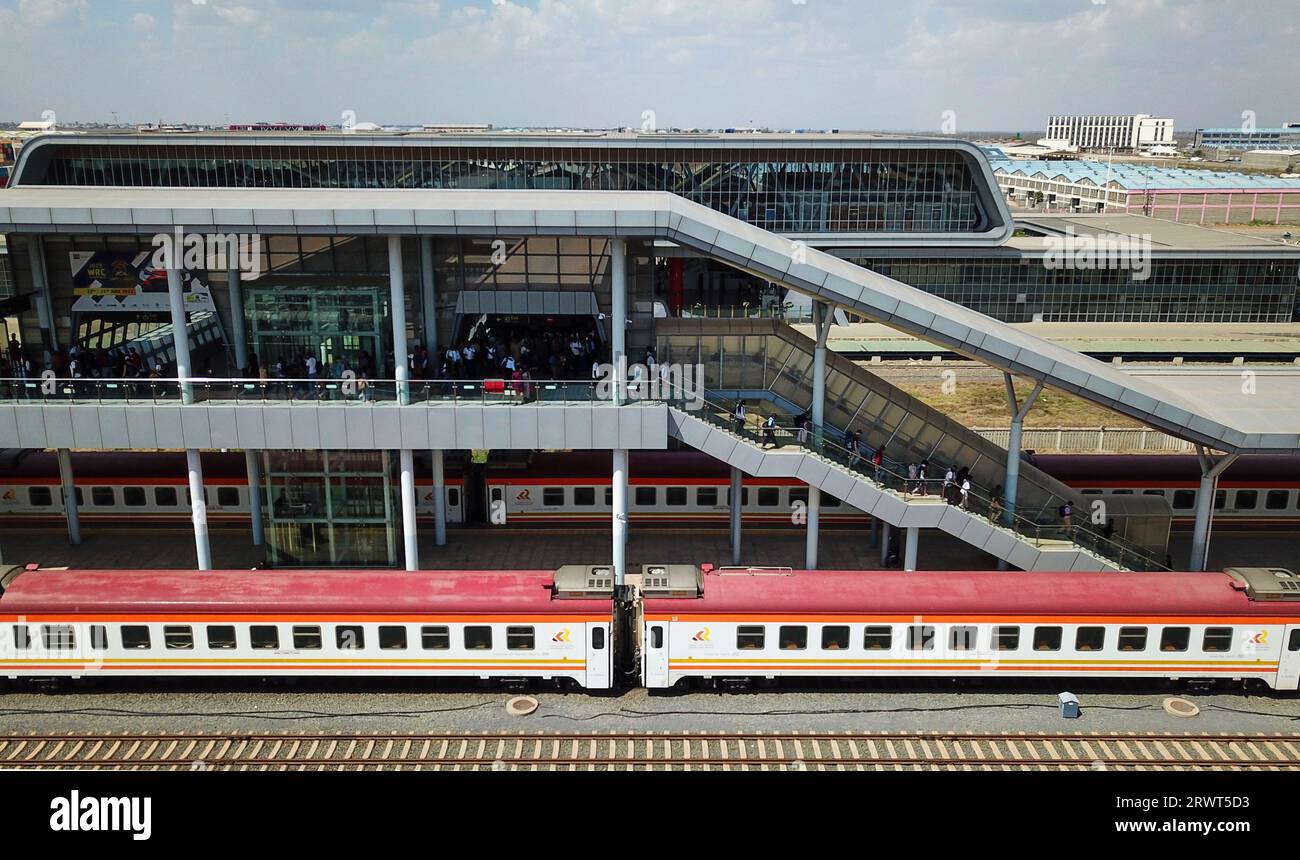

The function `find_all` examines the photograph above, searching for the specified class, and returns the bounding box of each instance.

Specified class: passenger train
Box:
[2,563,1299,691]
[3,450,1299,531]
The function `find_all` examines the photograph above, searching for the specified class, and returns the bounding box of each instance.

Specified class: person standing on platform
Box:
[733,400,747,434]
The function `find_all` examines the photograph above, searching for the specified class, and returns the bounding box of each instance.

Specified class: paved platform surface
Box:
[2,524,1295,572]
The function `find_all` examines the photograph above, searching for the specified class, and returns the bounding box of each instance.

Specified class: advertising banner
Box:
[69,250,216,314]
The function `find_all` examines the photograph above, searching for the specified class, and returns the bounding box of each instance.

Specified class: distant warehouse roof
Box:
[991,159,1300,191]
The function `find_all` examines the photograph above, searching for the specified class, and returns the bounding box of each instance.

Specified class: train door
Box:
[643,621,669,688]
[445,485,463,524]
[1279,627,1300,690]
[585,623,611,689]
[487,485,506,525]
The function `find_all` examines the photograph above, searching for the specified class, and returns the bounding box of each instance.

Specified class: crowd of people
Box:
[2,335,172,386]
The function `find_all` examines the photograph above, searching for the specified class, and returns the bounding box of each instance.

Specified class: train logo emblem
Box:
[516,490,530,502]
[692,628,711,642]
[553,628,571,643]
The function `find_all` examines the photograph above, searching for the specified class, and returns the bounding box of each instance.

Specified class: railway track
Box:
[4,731,1300,771]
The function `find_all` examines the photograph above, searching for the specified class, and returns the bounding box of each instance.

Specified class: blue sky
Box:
[0,0,1295,132]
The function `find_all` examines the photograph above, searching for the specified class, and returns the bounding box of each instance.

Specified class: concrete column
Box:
[610,238,627,405]
[612,449,628,585]
[1002,374,1043,524]
[187,449,211,570]
[56,448,81,546]
[904,527,919,572]
[1189,446,1238,572]
[869,516,880,549]
[432,448,447,547]
[420,237,438,357]
[399,448,418,571]
[811,300,832,447]
[226,237,249,373]
[729,466,742,565]
[27,236,57,363]
[167,267,194,404]
[245,450,264,547]
[389,236,410,405]
[880,522,891,567]
[805,486,821,570]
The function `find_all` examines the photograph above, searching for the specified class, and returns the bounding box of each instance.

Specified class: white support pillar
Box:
[420,236,438,357]
[167,267,194,404]
[432,448,447,547]
[904,527,920,572]
[57,448,81,546]
[245,450,264,547]
[1189,445,1238,572]
[805,486,821,570]
[729,466,743,566]
[811,300,832,447]
[187,449,211,570]
[880,522,892,567]
[389,236,410,405]
[226,236,249,374]
[1002,374,1043,524]
[612,449,629,585]
[27,236,57,364]
[610,238,627,405]
[399,448,418,571]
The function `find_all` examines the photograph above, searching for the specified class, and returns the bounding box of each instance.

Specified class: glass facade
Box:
[248,285,388,377]
[848,256,1300,323]
[263,450,397,567]
[19,140,992,235]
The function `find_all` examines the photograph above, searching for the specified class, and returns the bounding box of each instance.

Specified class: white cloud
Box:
[132,12,156,33]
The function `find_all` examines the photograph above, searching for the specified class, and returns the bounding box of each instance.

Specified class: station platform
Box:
[796,321,1300,361]
[1,524,1293,574]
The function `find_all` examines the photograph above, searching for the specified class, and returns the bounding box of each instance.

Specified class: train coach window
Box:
[666,487,688,506]
[1214,490,1226,510]
[950,626,977,651]
[89,625,108,651]
[591,628,605,650]
[447,488,461,507]
[421,626,450,650]
[737,626,765,650]
[121,626,151,649]
[1290,630,1300,652]
[1266,490,1290,510]
[154,487,178,507]
[821,626,849,650]
[123,487,146,507]
[164,626,193,650]
[28,486,52,506]
[1075,627,1105,652]
[207,626,237,649]
[1118,627,1148,651]
[1033,627,1062,652]
[1143,489,1167,497]
[251,626,280,649]
[993,627,1020,651]
[779,626,808,650]
[789,488,808,507]
[1160,627,1190,653]
[757,488,780,507]
[605,487,613,506]
[573,487,596,506]
[42,625,75,650]
[75,488,83,506]
[1234,491,1258,511]
[823,494,842,508]
[293,626,322,650]
[380,626,408,650]
[863,626,892,650]
[1202,628,1233,653]
[217,487,240,507]
[507,626,534,651]
[91,487,115,507]
[696,487,718,507]
[1172,490,1195,510]
[650,626,664,649]
[907,626,935,651]
[465,626,493,650]
[11,625,31,650]
[336,626,365,650]
[542,487,564,507]
[635,487,656,506]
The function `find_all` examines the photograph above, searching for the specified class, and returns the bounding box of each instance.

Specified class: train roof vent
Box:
[553,565,614,599]
[640,565,703,598]
[1226,567,1300,601]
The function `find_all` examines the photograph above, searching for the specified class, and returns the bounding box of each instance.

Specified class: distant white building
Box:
[1046,114,1175,152]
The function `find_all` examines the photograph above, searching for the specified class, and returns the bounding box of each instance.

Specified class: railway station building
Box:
[0,130,1297,575]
